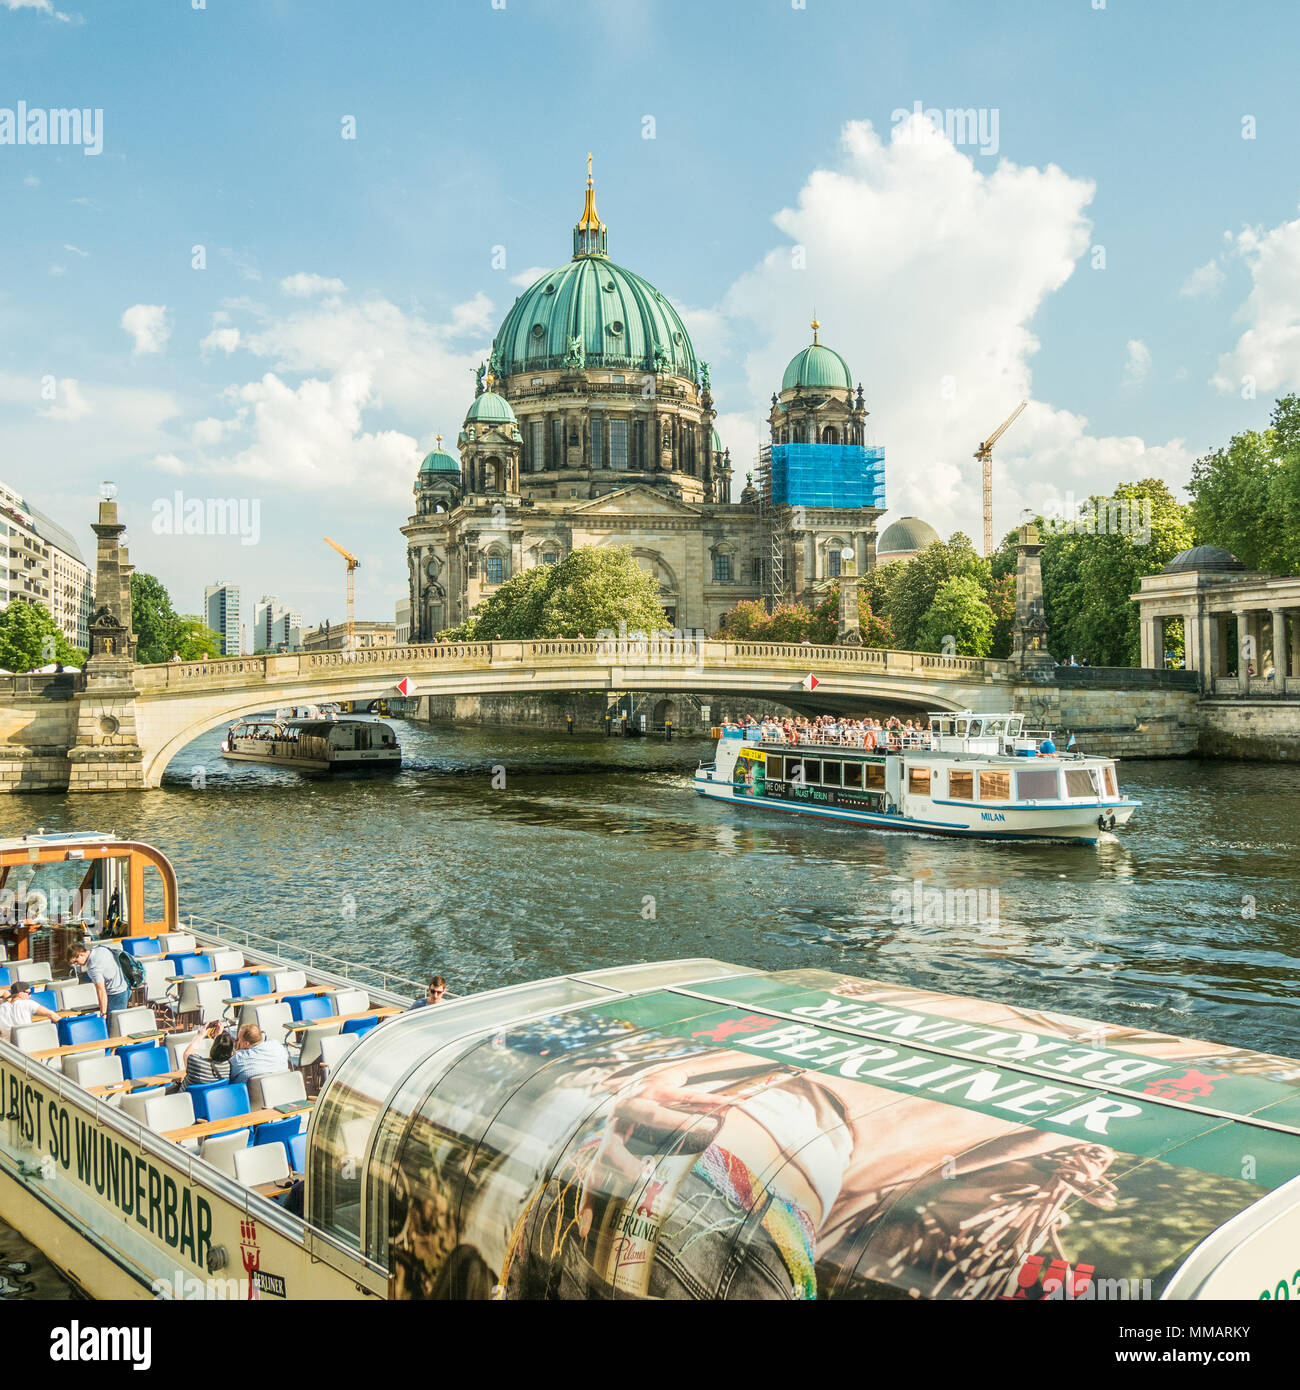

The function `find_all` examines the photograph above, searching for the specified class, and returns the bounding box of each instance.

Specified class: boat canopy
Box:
[306,960,1300,1300]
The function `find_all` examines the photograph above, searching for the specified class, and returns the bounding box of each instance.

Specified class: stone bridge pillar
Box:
[68,495,146,792]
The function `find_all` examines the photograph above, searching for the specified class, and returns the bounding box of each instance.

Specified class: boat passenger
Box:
[228,1023,289,1083]
[408,975,448,1011]
[181,1025,234,1089]
[69,941,131,1017]
[0,981,59,1042]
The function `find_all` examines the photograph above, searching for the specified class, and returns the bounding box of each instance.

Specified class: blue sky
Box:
[3,0,1299,636]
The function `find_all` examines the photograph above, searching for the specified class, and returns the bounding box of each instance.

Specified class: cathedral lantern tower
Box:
[458,375,522,495]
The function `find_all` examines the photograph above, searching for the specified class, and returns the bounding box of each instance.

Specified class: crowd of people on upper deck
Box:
[720,714,932,750]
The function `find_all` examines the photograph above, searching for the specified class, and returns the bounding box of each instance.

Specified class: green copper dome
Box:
[420,444,460,475]
[465,390,516,425]
[493,258,698,380]
[711,426,724,454]
[878,516,940,555]
[782,341,854,393]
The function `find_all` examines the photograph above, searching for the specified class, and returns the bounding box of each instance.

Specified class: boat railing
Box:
[182,913,427,998]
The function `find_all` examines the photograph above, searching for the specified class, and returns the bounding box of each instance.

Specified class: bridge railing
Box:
[130,639,1015,687]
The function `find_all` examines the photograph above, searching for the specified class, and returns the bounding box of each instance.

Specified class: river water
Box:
[2,719,1297,1055]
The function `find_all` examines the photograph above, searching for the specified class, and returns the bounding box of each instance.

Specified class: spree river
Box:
[3,719,1299,1056]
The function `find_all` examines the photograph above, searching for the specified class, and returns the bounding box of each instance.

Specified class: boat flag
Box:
[1067,732,1077,750]
[395,677,415,697]
[802,673,819,691]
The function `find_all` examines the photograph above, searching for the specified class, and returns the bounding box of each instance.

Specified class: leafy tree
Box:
[170,616,225,661]
[0,599,84,671]
[1188,395,1300,573]
[438,547,668,640]
[915,575,996,657]
[885,533,989,649]
[1039,479,1193,666]
[131,573,182,664]
[716,588,894,646]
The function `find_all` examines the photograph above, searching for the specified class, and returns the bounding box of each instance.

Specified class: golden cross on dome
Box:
[587,151,593,187]
[435,434,442,450]
[485,370,496,390]
[811,312,820,345]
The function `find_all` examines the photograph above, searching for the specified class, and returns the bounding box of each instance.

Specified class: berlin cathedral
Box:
[403,161,886,638]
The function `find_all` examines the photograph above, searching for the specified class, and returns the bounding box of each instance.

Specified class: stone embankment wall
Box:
[1012,683,1202,758]
[1197,699,1300,762]
[0,677,78,792]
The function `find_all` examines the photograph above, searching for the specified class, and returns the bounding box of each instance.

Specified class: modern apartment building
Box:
[0,482,93,650]
[254,594,302,652]
[203,581,242,656]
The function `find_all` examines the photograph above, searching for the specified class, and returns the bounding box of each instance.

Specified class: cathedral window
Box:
[529,421,544,471]
[752,557,764,586]
[590,416,603,467]
[828,549,842,578]
[542,550,559,566]
[713,554,733,583]
[550,418,563,467]
[609,420,628,469]
[486,554,505,585]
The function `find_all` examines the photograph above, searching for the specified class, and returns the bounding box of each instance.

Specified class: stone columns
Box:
[1271,608,1289,687]
[1234,608,1251,692]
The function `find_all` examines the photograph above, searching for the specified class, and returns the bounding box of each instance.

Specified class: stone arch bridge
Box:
[0,638,1045,791]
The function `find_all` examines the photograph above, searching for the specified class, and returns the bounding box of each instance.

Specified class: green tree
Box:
[0,599,84,671]
[885,533,989,649]
[131,573,181,664]
[170,616,225,661]
[1039,479,1193,666]
[438,546,668,640]
[915,575,996,657]
[1188,395,1300,573]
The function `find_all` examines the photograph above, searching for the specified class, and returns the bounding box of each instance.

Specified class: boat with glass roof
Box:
[220,715,400,774]
[3,831,1297,1302]
[695,710,1140,843]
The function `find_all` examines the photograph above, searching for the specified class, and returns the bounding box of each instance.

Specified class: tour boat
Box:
[1,831,1298,1301]
[220,716,400,774]
[694,711,1139,844]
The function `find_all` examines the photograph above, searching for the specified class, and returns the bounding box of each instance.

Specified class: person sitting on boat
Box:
[408,976,448,1011]
[228,1022,289,1083]
[181,1024,234,1089]
[0,980,59,1043]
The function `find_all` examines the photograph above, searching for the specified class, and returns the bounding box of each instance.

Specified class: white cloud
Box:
[508,265,550,288]
[1180,259,1225,298]
[280,272,346,298]
[23,173,39,187]
[719,116,1193,534]
[121,303,171,356]
[49,264,65,276]
[200,326,241,356]
[40,377,91,421]
[1123,338,1151,386]
[1211,212,1300,395]
[62,242,88,257]
[152,453,187,475]
[2,0,71,17]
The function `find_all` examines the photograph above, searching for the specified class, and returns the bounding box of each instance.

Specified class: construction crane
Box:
[324,536,359,654]
[974,400,1027,556]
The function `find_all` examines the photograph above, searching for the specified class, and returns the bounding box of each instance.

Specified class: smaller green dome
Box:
[420,444,460,475]
[782,341,854,393]
[711,426,723,454]
[465,390,516,425]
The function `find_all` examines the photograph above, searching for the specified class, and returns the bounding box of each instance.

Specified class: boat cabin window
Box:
[977,770,1010,801]
[1103,766,1117,798]
[1017,768,1060,801]
[864,762,885,790]
[908,766,931,795]
[948,770,973,800]
[1065,768,1100,798]
[821,760,842,787]
[801,758,821,785]
[842,763,863,790]
[767,755,783,780]
[968,720,983,737]
[956,719,969,737]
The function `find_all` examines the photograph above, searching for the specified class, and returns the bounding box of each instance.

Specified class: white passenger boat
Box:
[695,710,1139,844]
[6,831,1299,1302]
[220,716,400,773]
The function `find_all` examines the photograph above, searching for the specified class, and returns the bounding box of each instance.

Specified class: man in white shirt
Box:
[228,1024,290,1084]
[0,981,58,1042]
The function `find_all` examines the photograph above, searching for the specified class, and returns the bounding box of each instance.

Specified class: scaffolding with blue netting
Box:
[767,443,887,509]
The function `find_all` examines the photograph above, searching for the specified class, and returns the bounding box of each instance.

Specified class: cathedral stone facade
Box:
[403,164,885,638]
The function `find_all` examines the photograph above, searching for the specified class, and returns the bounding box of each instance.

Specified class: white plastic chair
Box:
[318,1031,360,1079]
[248,1070,307,1111]
[54,982,101,1012]
[160,933,197,954]
[64,1053,125,1089]
[296,1020,343,1073]
[234,1143,291,1189]
[239,1001,293,1037]
[210,950,245,973]
[11,1021,61,1070]
[331,988,371,1017]
[199,1129,250,1178]
[142,1092,195,1134]
[142,960,171,1003]
[271,970,306,994]
[11,960,53,983]
[177,978,228,1024]
[109,1006,157,1038]
[164,1028,203,1072]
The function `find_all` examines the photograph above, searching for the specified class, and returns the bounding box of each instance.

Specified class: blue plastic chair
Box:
[341,1016,379,1039]
[288,1132,306,1173]
[58,1014,109,1047]
[186,1079,229,1113]
[30,989,58,1012]
[122,1045,169,1081]
[167,954,215,976]
[288,995,333,1023]
[229,974,272,999]
[254,1115,304,1161]
[219,970,253,988]
[122,937,162,958]
[196,1082,251,1126]
[0,968,12,987]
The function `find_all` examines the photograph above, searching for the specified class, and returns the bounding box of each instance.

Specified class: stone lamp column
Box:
[836,547,863,646]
